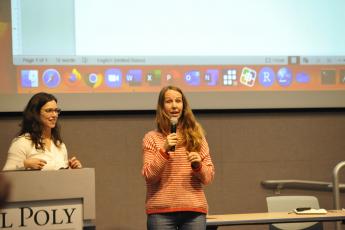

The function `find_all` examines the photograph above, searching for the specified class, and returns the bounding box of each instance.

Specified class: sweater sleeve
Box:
[141,132,169,184]
[192,137,215,185]
[3,137,30,171]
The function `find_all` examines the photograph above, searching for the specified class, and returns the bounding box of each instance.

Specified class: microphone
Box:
[170,117,178,151]
[191,161,200,169]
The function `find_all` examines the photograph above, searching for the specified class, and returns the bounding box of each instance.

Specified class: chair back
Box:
[267,196,323,230]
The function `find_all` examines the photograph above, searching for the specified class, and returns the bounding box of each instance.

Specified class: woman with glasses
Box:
[3,92,82,171]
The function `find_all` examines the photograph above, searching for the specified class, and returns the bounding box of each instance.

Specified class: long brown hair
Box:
[155,86,204,152]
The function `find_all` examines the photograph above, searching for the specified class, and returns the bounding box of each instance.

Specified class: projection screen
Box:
[0,0,345,112]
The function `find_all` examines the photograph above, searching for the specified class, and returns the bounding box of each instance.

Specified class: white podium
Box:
[0,168,96,230]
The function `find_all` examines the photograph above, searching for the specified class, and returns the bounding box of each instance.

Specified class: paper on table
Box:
[294,208,327,214]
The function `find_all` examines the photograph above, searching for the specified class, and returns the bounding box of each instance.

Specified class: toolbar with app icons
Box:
[17,65,345,93]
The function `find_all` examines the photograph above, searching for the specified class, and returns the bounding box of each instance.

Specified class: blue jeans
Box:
[147,211,206,230]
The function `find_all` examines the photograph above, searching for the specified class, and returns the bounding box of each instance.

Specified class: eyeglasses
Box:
[43,108,61,114]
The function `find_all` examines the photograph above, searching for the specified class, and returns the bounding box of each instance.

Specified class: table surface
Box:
[207,210,345,226]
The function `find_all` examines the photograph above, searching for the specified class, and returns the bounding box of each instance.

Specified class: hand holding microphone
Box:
[187,152,201,169]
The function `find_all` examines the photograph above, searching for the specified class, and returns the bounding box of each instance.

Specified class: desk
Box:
[206,210,345,229]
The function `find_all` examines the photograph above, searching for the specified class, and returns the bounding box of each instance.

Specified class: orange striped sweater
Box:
[142,130,215,214]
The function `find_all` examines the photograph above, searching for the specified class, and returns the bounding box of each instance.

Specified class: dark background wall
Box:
[1,110,345,230]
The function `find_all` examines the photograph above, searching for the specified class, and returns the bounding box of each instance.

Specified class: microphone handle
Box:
[191,161,200,169]
[170,145,175,151]
[170,124,177,151]
[170,124,176,133]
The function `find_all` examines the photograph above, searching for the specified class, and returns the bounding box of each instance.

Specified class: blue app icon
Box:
[42,69,61,88]
[105,69,122,88]
[258,67,275,87]
[276,67,292,87]
[296,72,310,83]
[126,70,142,86]
[21,70,39,88]
[185,71,200,86]
[205,69,218,86]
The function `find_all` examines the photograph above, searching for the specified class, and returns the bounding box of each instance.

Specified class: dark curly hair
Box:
[18,92,62,150]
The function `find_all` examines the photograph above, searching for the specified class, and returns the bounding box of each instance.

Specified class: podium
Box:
[0,168,96,230]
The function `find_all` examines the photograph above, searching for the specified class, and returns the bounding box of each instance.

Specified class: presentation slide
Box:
[0,0,345,112]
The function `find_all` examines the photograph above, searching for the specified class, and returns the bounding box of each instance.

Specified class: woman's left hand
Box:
[69,156,82,169]
[187,152,202,169]
[187,152,201,163]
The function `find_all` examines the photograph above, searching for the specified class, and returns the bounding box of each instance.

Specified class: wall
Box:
[1,110,345,230]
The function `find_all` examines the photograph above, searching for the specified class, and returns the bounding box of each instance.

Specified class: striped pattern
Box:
[142,130,215,214]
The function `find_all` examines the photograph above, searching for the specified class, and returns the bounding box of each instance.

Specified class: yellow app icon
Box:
[66,68,82,86]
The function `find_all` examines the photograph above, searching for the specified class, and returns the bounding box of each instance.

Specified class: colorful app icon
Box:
[66,68,82,86]
[240,67,256,87]
[296,72,310,83]
[42,69,61,88]
[184,70,200,86]
[320,70,336,85]
[84,73,103,88]
[146,69,161,86]
[258,67,275,87]
[126,69,142,86]
[205,69,218,86]
[276,67,292,87]
[21,70,39,88]
[340,70,345,84]
[166,73,173,83]
[105,68,122,88]
[222,69,237,86]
